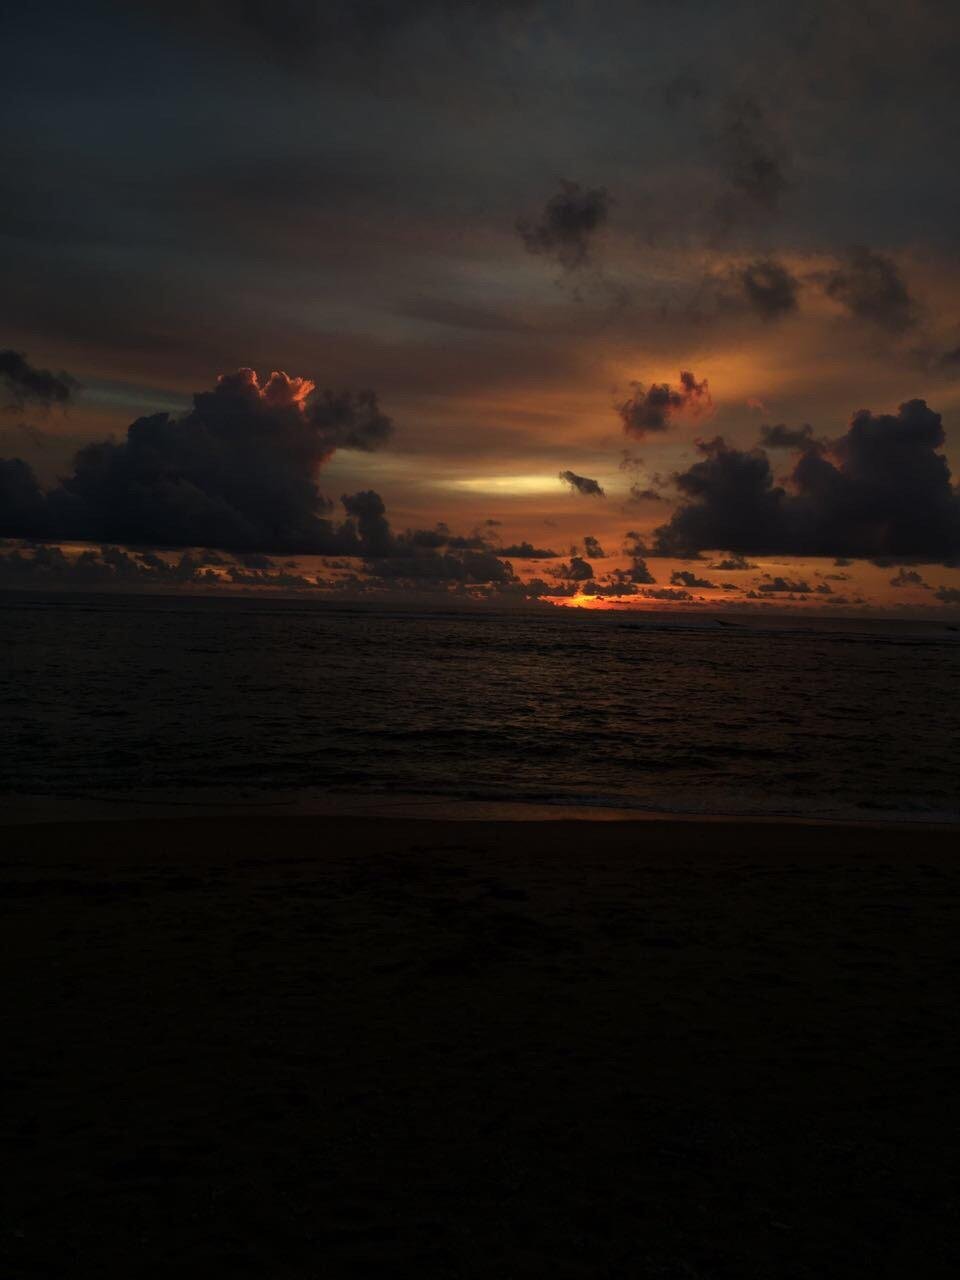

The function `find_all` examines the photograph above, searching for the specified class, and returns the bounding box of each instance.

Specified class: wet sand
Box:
[3,816,960,1277]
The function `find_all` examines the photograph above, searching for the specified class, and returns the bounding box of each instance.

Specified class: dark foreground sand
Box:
[3,816,960,1278]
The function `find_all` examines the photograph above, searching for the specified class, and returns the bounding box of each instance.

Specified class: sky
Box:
[2,0,960,613]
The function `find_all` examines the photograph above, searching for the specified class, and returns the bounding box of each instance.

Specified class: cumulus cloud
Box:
[0,457,49,538]
[582,535,605,559]
[618,371,712,438]
[1,349,79,409]
[0,368,392,553]
[653,398,960,562]
[890,567,929,588]
[642,586,692,601]
[553,555,594,582]
[757,576,812,594]
[518,180,610,271]
[500,540,558,558]
[709,553,756,570]
[368,547,517,584]
[0,543,296,591]
[628,556,656,584]
[823,247,915,334]
[559,469,605,497]
[741,259,798,320]
[670,570,716,589]
[758,422,816,449]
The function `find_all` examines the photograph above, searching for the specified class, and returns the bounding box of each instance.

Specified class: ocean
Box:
[2,593,959,825]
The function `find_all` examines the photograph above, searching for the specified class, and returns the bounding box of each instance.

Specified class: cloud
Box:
[0,543,252,591]
[758,423,816,449]
[582,535,605,559]
[740,259,798,320]
[823,247,915,333]
[890,567,929,588]
[641,587,692,601]
[934,586,960,603]
[0,349,79,409]
[550,555,594,582]
[653,398,960,562]
[367,547,517,584]
[628,484,665,502]
[518,180,610,271]
[341,489,393,557]
[670,570,716,589]
[0,367,393,553]
[559,469,605,497]
[709,553,756,570]
[628,556,656,584]
[757,576,812,594]
[500,541,558,558]
[718,98,788,212]
[0,458,49,539]
[618,371,712,438]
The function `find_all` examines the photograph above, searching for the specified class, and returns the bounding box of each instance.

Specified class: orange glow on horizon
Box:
[549,591,627,610]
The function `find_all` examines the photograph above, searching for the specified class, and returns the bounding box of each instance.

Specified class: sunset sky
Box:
[3,0,960,612]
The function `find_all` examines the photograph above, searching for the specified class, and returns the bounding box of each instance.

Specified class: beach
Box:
[4,815,959,1277]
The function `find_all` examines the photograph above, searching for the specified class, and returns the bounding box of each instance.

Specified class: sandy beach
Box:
[4,815,960,1277]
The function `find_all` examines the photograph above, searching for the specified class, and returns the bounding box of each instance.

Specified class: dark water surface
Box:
[2,593,959,823]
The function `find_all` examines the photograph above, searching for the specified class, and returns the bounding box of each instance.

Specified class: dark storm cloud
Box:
[0,368,393,553]
[758,423,815,449]
[518,181,610,272]
[740,260,798,320]
[582,535,605,559]
[559,469,605,498]
[670,570,716,589]
[823,248,915,334]
[341,489,393,557]
[653,399,960,562]
[618,372,711,438]
[0,350,79,410]
[0,459,49,539]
